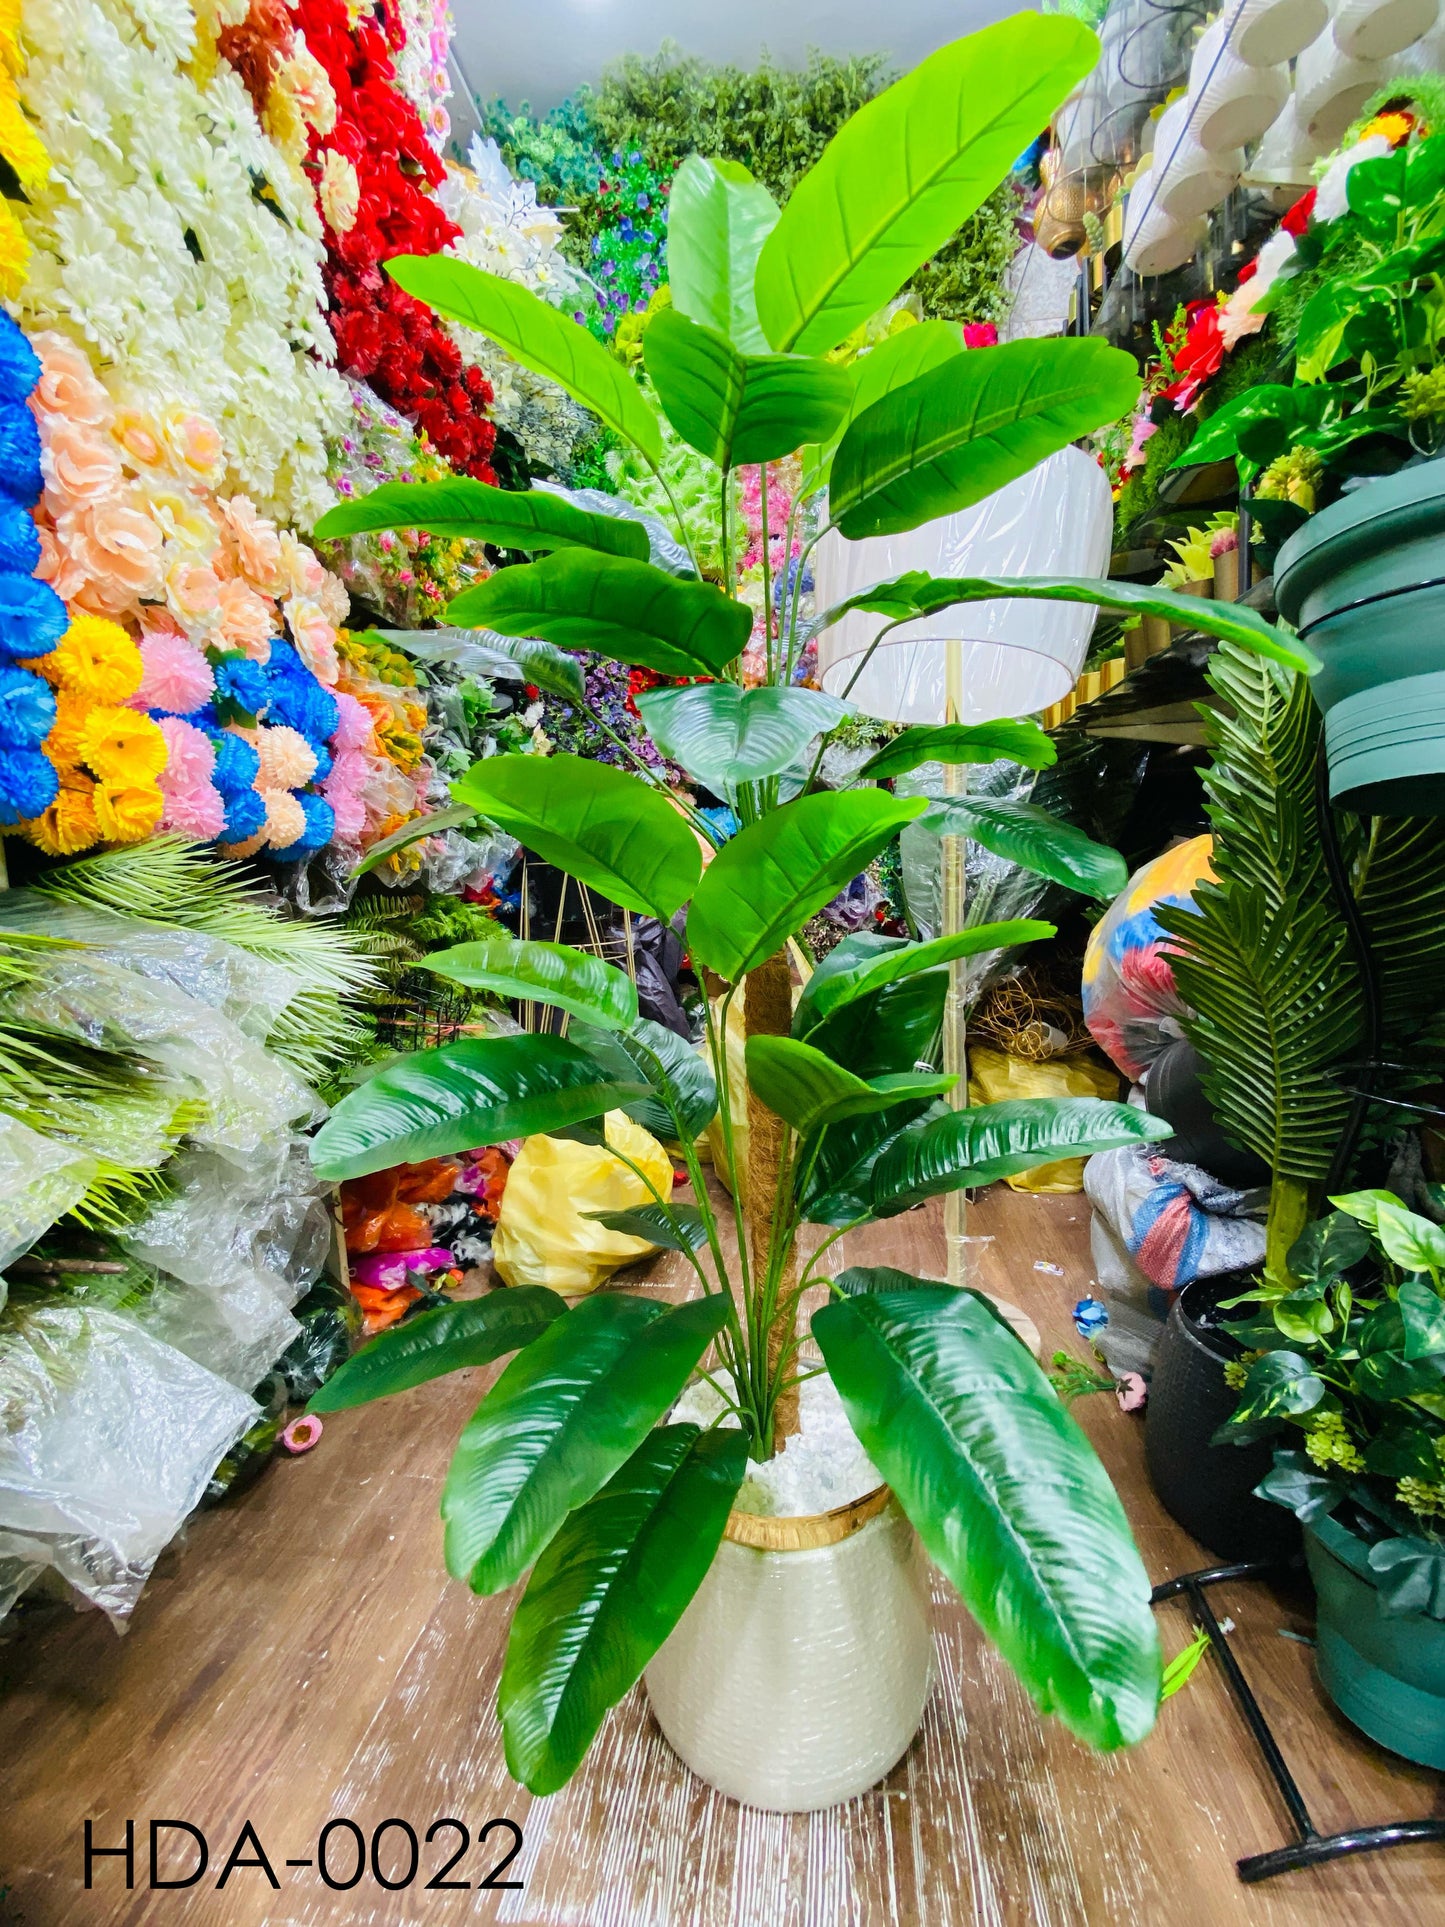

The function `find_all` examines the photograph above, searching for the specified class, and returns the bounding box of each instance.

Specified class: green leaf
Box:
[687,789,927,982]
[821,569,1318,677]
[799,320,966,497]
[666,156,779,352]
[311,477,649,560]
[1367,1536,1445,1620]
[801,936,947,1079]
[443,1292,731,1593]
[421,937,639,1032]
[800,1096,948,1224]
[1160,1629,1211,1702]
[634,682,849,789]
[833,1264,940,1295]
[570,1017,719,1141]
[385,256,662,464]
[310,1032,646,1181]
[499,1424,746,1792]
[643,308,853,468]
[871,1099,1172,1215]
[794,920,1054,1038]
[584,1204,708,1253]
[1254,1449,1343,1521]
[1328,1188,1400,1231]
[1286,1211,1370,1288]
[1363,1423,1442,1480]
[1374,1199,1445,1275]
[923,797,1127,900]
[447,549,751,679]
[372,625,586,703]
[754,16,1099,353]
[452,755,702,922]
[858,720,1056,781]
[813,1286,1160,1749]
[745,1033,953,1136]
[349,803,477,880]
[829,338,1141,541]
[1398,1277,1445,1361]
[1271,1289,1335,1344]
[1232,1350,1328,1424]
[1351,1348,1444,1400]
[308,1288,567,1413]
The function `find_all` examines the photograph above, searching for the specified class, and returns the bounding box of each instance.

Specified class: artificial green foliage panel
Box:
[385,256,663,463]
[643,308,853,467]
[308,1289,568,1412]
[499,1425,748,1794]
[813,1286,1161,1749]
[452,755,703,922]
[829,339,1143,540]
[449,550,752,679]
[753,17,1098,353]
[422,938,640,1032]
[687,790,928,981]
[665,156,780,352]
[442,1293,731,1593]
[634,682,849,789]
[311,479,649,561]
[870,1099,1172,1214]
[310,1032,646,1180]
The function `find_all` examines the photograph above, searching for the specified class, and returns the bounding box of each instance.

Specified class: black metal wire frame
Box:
[1150,1562,1445,1883]
[1315,741,1386,1196]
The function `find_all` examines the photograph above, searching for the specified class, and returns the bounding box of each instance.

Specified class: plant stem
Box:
[743,949,800,1454]
[1265,1174,1312,1286]
[760,463,774,684]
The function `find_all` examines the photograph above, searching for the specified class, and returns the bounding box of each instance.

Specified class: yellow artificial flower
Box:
[0,0,22,77]
[1361,110,1416,147]
[0,73,49,199]
[0,196,28,301]
[33,616,143,706]
[78,706,168,785]
[93,780,164,845]
[41,689,90,768]
[23,776,100,855]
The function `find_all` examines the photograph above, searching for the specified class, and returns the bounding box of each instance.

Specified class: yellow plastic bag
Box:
[492,1110,674,1295]
[967,1045,1123,1194]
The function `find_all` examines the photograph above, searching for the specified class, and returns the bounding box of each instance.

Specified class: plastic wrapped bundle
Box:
[1082,836,1215,1082]
[0,1116,96,1278]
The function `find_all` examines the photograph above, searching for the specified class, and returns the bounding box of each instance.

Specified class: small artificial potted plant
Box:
[1219,1190,1445,1767]
[304,17,1315,1808]
[1173,120,1445,815]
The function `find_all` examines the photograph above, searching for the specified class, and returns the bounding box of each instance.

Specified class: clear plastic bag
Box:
[0,1303,257,1622]
[0,1115,96,1277]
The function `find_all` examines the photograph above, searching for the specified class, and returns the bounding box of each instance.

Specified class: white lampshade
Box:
[814,448,1112,726]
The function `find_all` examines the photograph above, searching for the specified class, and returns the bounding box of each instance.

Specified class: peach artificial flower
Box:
[286,594,340,684]
[31,331,113,428]
[165,558,222,628]
[111,406,166,470]
[315,566,349,627]
[215,577,277,659]
[277,526,325,600]
[54,496,165,603]
[225,495,284,593]
[40,417,123,509]
[318,149,359,232]
[159,405,226,487]
[33,516,90,603]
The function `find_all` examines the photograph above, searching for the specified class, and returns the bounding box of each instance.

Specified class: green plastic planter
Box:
[1304,1512,1445,1768]
[1274,460,1445,816]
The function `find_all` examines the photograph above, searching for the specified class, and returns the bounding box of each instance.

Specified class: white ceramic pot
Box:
[644,1487,935,1811]
[1331,0,1438,62]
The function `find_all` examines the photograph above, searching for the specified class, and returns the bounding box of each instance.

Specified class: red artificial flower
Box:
[962,321,999,348]
[1280,187,1317,237]
[1161,298,1228,413]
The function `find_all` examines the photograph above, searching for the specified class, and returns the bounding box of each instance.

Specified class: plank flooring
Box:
[0,1186,1441,1926]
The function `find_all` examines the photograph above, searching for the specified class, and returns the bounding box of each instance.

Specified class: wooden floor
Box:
[1,1187,1441,1927]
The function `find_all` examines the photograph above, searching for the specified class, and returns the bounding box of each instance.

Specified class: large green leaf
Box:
[447,549,751,679]
[821,569,1318,676]
[922,797,1127,900]
[799,320,966,497]
[452,755,702,922]
[571,1017,719,1141]
[808,966,947,1082]
[644,308,853,469]
[372,626,586,703]
[814,1286,1159,1748]
[350,803,477,880]
[634,682,849,789]
[308,1289,567,1413]
[310,1032,645,1181]
[687,789,927,982]
[829,339,1146,540]
[442,1292,730,1592]
[422,938,639,1032]
[859,720,1056,781]
[871,1098,1172,1215]
[745,1033,953,1136]
[311,478,649,560]
[794,920,1054,1037]
[799,1096,948,1224]
[585,1203,709,1253]
[1230,1350,1328,1424]
[385,256,662,464]
[666,156,779,353]
[499,1424,746,1792]
[754,17,1098,353]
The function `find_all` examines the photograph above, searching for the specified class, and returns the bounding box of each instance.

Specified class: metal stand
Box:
[1151,1562,1445,1884]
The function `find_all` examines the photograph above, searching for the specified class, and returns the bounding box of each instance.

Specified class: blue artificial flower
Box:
[0,317,40,408]
[0,746,59,825]
[208,727,261,795]
[629,150,642,165]
[266,670,338,746]
[265,638,305,679]
[637,193,650,211]
[0,497,42,577]
[211,652,270,719]
[0,576,67,660]
[310,742,333,783]
[619,217,634,240]
[272,790,335,859]
[221,784,267,843]
[0,662,56,750]
[0,402,43,507]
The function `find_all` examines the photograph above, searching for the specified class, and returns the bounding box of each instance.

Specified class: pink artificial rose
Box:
[31,332,113,428]
[215,578,277,660]
[224,496,284,593]
[55,496,165,602]
[1116,1372,1148,1414]
[139,634,215,716]
[287,595,340,685]
[165,559,222,628]
[41,418,123,509]
[963,322,999,348]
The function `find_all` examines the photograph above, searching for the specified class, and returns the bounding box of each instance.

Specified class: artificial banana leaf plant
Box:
[308,16,1319,1795]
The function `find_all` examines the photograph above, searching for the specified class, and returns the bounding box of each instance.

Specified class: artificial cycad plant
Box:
[308,16,1318,1795]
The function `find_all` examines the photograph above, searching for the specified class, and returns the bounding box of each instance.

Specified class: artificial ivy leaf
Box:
[1367,1536,1445,1619]
[1374,1199,1445,1276]
[1254,1448,1344,1522]
[1231,1350,1328,1424]
[1329,1188,1401,1231]
[1363,1422,1443,1480]
[1286,1211,1370,1288]
[1272,1289,1335,1344]
[1399,1276,1445,1360]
